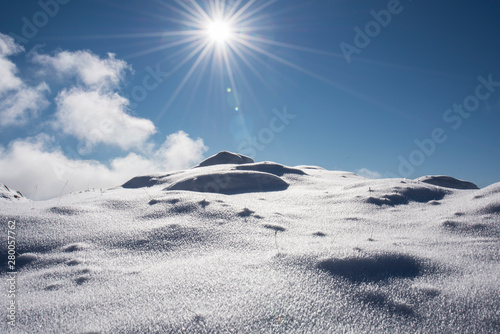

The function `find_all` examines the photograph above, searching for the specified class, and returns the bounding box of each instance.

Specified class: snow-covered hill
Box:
[1,152,499,333]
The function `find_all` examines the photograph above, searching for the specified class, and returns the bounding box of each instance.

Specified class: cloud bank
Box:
[0,132,207,200]
[0,33,209,199]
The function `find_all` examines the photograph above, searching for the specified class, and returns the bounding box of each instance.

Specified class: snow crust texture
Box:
[1,154,499,333]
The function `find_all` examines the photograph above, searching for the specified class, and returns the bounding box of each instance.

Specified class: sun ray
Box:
[225,45,266,114]
[174,0,211,24]
[232,0,277,24]
[166,39,211,80]
[159,15,202,29]
[189,0,214,23]
[151,0,193,17]
[184,52,212,120]
[229,0,258,23]
[221,45,240,108]
[225,0,244,18]
[235,36,411,120]
[235,37,329,82]
[53,31,199,41]
[125,35,202,59]
[242,35,345,58]
[153,2,207,28]
[227,42,271,92]
[235,37,371,101]
[205,47,226,111]
[157,40,213,120]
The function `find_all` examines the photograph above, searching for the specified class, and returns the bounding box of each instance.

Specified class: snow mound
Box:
[235,162,306,176]
[318,253,426,282]
[0,183,28,201]
[48,206,82,216]
[416,175,478,189]
[442,220,500,238]
[108,224,211,252]
[477,202,500,215]
[366,184,449,206]
[194,151,254,168]
[473,182,500,199]
[122,172,182,189]
[166,171,289,194]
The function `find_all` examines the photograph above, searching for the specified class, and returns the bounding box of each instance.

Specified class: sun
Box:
[133,0,339,118]
[206,20,232,43]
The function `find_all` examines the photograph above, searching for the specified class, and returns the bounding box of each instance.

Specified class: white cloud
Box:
[32,50,155,152]
[0,82,50,127]
[0,33,49,127]
[0,33,24,57]
[0,57,23,92]
[356,168,382,179]
[54,88,156,152]
[108,131,208,174]
[33,50,130,90]
[0,132,207,200]
[154,131,208,171]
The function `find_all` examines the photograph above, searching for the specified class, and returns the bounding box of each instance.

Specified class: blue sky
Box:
[0,0,499,199]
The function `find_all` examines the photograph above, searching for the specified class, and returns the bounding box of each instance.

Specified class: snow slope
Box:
[1,152,499,333]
